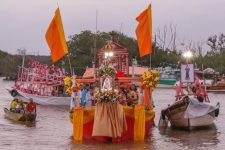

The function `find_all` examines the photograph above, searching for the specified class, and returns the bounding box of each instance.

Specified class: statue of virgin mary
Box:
[102,77,112,91]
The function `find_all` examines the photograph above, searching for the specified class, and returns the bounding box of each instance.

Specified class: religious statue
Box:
[102,77,112,91]
[185,65,190,80]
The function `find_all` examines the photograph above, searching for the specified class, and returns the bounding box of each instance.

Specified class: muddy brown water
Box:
[0,78,224,150]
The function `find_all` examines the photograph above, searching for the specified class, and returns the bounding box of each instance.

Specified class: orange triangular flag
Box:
[135,4,152,57]
[45,8,68,62]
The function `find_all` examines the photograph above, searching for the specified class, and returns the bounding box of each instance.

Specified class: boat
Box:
[6,61,71,106]
[207,76,225,92]
[157,67,179,88]
[68,42,158,142]
[4,108,36,123]
[158,96,220,130]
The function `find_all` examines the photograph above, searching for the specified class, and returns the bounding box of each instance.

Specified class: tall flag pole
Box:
[45,7,68,63]
[135,4,152,69]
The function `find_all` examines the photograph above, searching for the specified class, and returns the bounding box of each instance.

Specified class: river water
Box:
[0,78,224,150]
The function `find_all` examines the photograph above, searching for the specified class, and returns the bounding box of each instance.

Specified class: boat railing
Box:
[17,66,65,84]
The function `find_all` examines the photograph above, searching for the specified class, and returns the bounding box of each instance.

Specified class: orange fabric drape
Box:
[45,8,68,62]
[123,106,155,122]
[143,88,153,110]
[135,4,152,57]
[134,105,145,141]
[70,106,155,124]
[73,107,84,141]
[92,103,127,138]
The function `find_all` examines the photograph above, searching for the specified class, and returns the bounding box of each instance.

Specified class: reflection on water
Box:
[159,125,219,150]
[0,78,224,150]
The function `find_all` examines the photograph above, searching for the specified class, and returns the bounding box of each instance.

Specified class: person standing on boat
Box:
[85,90,93,108]
[26,98,36,113]
[175,83,184,101]
[81,84,89,106]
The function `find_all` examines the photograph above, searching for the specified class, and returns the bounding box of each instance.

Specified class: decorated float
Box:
[6,61,71,105]
[68,41,159,142]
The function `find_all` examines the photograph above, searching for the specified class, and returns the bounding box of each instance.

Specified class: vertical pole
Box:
[93,10,98,79]
[186,58,188,93]
[67,55,72,75]
[132,58,134,78]
[202,64,206,91]
[149,55,152,70]
[21,54,25,75]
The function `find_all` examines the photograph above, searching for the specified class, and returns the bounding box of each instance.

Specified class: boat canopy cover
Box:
[184,96,219,119]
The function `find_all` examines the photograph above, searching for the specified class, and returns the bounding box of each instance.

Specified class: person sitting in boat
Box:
[16,100,24,113]
[26,98,36,113]
[127,84,139,106]
[197,93,204,102]
[10,99,18,112]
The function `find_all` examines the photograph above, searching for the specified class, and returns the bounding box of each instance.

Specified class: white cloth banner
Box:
[184,97,219,119]
[16,90,71,106]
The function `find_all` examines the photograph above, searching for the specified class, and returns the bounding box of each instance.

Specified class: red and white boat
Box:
[6,61,71,106]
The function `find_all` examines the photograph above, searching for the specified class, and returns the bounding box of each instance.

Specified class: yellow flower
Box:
[154,77,159,82]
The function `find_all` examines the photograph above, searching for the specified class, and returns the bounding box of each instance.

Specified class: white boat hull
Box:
[7,88,71,106]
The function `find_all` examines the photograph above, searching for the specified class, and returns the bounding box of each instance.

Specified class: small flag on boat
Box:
[135,4,152,57]
[45,8,68,63]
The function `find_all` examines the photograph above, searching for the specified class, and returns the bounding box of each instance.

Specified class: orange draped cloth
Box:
[143,88,153,110]
[73,107,84,141]
[134,105,146,141]
[92,103,127,138]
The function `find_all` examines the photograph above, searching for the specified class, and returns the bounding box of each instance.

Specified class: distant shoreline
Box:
[0,76,16,81]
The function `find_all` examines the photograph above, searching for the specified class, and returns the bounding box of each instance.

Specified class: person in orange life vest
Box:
[127,84,139,106]
[26,98,36,113]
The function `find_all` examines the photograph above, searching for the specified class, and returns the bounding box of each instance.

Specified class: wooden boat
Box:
[4,108,36,122]
[207,80,225,92]
[159,96,220,130]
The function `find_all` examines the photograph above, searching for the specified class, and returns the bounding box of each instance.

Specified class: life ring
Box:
[11,90,18,97]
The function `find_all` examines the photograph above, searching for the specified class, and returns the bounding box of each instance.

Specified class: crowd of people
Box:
[10,98,36,114]
[75,83,140,108]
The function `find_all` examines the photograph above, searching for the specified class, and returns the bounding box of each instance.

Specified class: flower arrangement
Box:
[95,90,120,103]
[63,75,81,95]
[98,60,116,77]
[141,70,159,89]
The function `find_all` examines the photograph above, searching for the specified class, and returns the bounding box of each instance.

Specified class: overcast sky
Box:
[0,0,225,55]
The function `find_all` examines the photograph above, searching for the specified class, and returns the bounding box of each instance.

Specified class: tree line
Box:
[0,30,225,79]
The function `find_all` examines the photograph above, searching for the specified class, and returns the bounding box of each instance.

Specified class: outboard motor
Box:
[158,109,168,128]
[215,102,220,117]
